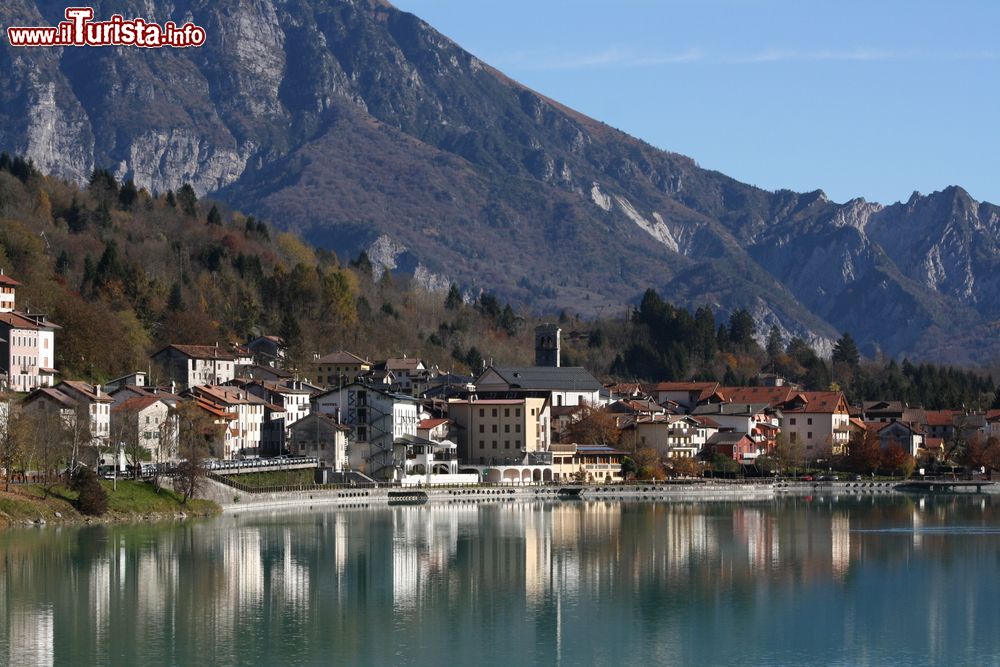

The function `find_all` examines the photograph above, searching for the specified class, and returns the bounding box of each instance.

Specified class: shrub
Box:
[72,467,109,516]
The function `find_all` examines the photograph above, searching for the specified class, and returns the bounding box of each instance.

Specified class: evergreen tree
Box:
[62,195,83,230]
[444,283,462,310]
[118,178,139,209]
[728,308,756,350]
[350,251,373,276]
[94,200,112,228]
[177,183,198,217]
[165,190,177,208]
[766,325,783,362]
[832,332,861,367]
[167,282,184,312]
[206,204,222,226]
[465,346,484,372]
[55,250,71,275]
[498,304,518,336]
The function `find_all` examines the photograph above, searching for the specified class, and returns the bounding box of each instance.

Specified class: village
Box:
[0,269,994,489]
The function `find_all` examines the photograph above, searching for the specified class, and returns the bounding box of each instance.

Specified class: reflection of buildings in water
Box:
[136,548,177,639]
[912,501,924,551]
[8,605,53,667]
[734,508,773,572]
[390,506,464,609]
[524,506,552,603]
[830,514,851,581]
[277,528,310,614]
[392,529,419,609]
[221,528,265,629]
[662,509,717,575]
[334,512,349,580]
[89,556,111,646]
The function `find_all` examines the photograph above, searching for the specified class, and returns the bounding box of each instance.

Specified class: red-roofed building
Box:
[720,387,852,457]
[0,270,60,392]
[187,385,276,459]
[647,381,723,412]
[867,420,924,458]
[418,418,452,442]
[151,344,238,389]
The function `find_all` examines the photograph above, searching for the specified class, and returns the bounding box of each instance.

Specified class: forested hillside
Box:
[0,157,992,410]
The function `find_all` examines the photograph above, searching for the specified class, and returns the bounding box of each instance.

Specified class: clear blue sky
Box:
[391,0,1000,205]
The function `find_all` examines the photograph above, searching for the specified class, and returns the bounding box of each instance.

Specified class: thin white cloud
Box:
[723,47,902,64]
[494,46,1000,70]
[495,47,702,70]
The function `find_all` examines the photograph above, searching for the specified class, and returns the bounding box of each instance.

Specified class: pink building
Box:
[0,271,59,392]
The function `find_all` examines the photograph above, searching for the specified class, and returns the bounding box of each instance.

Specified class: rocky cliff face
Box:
[1,0,996,363]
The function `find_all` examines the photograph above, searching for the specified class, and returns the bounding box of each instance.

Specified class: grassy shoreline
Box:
[0,480,221,528]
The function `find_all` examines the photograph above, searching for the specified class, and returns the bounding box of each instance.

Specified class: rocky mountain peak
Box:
[0,0,996,363]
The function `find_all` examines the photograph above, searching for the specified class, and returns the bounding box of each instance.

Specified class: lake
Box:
[0,494,998,666]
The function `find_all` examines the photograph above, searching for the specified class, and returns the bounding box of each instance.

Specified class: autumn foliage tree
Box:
[879,442,914,477]
[563,405,621,446]
[633,448,665,480]
[847,429,882,474]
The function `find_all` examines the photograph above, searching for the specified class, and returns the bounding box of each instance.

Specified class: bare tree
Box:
[771,433,805,474]
[173,402,223,503]
[66,402,93,473]
[112,404,144,480]
[26,409,71,495]
[0,396,27,492]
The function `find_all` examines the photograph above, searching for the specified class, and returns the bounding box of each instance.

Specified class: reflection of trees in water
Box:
[0,497,999,663]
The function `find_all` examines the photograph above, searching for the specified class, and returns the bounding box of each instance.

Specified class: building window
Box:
[479,408,484,417]
[504,408,510,417]
[492,408,498,417]
[789,418,797,425]
[807,418,813,425]
[516,408,521,417]
[504,440,510,449]
[479,424,484,433]
[492,440,498,449]
[504,424,510,433]
[807,432,813,439]
[479,440,485,448]
[515,424,521,433]
[491,424,498,433]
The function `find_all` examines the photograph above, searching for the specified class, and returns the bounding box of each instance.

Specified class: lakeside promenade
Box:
[201,477,927,514]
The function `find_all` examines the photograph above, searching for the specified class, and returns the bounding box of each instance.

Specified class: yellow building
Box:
[550,443,625,482]
[312,350,371,387]
[448,396,550,466]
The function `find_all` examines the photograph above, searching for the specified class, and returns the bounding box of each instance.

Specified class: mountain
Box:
[1,0,997,364]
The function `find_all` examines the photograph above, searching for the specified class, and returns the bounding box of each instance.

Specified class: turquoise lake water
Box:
[0,494,998,666]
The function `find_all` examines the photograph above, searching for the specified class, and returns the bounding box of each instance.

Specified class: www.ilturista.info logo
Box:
[7,7,206,48]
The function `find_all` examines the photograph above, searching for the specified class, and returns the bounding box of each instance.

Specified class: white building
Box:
[111,396,177,462]
[288,413,350,470]
[630,414,718,459]
[189,385,273,459]
[151,344,238,389]
[475,366,604,408]
[312,382,419,479]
